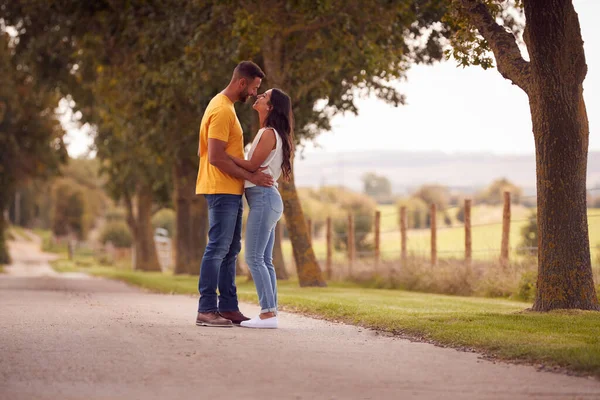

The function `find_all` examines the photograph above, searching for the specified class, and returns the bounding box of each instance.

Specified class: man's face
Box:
[239,77,262,103]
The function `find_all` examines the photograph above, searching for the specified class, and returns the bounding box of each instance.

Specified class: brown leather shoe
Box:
[196,312,233,327]
[219,310,250,325]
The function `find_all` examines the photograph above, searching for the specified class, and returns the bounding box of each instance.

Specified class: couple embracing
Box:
[195,61,293,329]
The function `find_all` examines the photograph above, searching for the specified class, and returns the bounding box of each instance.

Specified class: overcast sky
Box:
[63,0,599,157]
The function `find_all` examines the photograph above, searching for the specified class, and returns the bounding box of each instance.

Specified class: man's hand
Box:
[249,167,275,187]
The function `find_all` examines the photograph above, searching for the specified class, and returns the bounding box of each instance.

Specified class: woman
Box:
[229,88,294,329]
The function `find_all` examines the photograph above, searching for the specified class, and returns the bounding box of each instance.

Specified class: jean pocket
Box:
[268,192,284,213]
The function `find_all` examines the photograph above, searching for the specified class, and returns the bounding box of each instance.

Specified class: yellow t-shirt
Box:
[195,94,245,195]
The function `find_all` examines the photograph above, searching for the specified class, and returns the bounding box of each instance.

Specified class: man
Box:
[196,61,274,327]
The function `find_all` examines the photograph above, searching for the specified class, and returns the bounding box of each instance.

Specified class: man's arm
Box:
[208,139,274,186]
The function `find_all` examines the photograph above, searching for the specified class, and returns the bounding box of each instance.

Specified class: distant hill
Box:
[294,150,600,196]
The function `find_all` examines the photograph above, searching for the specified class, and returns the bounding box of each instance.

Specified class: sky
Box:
[63,0,600,158]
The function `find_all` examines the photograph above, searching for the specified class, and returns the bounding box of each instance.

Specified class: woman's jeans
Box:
[245,186,283,314]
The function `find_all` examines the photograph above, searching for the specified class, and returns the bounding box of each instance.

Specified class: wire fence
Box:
[283,189,600,276]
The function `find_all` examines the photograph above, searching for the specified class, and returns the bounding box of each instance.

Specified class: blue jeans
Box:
[197,194,243,313]
[245,186,283,314]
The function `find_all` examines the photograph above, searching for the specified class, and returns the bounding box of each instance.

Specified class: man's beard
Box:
[239,88,249,103]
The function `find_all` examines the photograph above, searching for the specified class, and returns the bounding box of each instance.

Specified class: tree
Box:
[476,178,523,205]
[448,0,598,310]
[413,184,450,209]
[52,179,88,240]
[362,172,393,204]
[397,197,429,229]
[0,32,67,264]
[206,0,447,286]
[412,184,452,226]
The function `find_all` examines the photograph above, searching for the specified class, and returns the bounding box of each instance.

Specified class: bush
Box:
[105,207,126,223]
[516,271,537,302]
[297,188,332,235]
[396,197,429,229]
[99,221,133,248]
[327,188,377,252]
[476,178,523,205]
[152,208,175,237]
[518,211,537,256]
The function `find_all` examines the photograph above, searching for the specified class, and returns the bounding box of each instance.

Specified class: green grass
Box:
[8,225,30,241]
[52,259,600,376]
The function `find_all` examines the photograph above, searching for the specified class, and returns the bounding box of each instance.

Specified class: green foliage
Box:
[100,221,133,248]
[456,203,465,223]
[396,197,429,229]
[105,207,127,223]
[516,271,538,302]
[298,186,377,251]
[518,211,537,256]
[412,184,450,209]
[327,188,377,252]
[52,179,89,240]
[151,208,176,237]
[443,1,524,68]
[362,172,394,204]
[0,216,9,265]
[297,188,336,234]
[0,31,67,251]
[476,178,523,205]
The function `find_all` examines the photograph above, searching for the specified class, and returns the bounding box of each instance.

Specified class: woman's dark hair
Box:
[264,88,295,181]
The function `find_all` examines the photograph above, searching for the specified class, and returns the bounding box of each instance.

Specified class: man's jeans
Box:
[244,186,283,314]
[198,194,243,313]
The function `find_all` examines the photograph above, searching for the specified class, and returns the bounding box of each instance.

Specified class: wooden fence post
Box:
[500,191,511,267]
[326,217,332,279]
[430,204,437,266]
[348,214,355,276]
[400,206,407,265]
[374,211,381,272]
[465,199,472,267]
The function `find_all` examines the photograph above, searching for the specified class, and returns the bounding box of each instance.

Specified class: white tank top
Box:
[244,127,283,189]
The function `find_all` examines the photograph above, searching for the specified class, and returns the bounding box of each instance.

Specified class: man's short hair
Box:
[234,61,265,80]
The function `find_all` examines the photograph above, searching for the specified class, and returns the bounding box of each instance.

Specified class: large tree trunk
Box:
[525,0,598,311]
[173,160,208,275]
[273,222,289,280]
[0,205,10,265]
[126,185,161,272]
[263,37,326,287]
[457,0,598,311]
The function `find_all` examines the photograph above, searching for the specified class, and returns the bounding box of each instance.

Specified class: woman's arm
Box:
[230,129,277,172]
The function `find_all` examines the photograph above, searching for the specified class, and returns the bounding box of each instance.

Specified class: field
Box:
[274,205,600,268]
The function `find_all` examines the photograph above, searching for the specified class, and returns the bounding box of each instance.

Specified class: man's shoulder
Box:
[206,96,235,117]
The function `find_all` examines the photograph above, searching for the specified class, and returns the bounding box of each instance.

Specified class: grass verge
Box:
[52,259,600,377]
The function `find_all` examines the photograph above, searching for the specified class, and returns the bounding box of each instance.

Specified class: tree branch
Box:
[294,70,331,101]
[455,0,532,94]
[282,18,336,37]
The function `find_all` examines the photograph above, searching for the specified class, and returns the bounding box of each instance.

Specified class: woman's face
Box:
[253,89,272,114]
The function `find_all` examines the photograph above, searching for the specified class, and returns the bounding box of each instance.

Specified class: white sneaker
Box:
[240,315,278,329]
